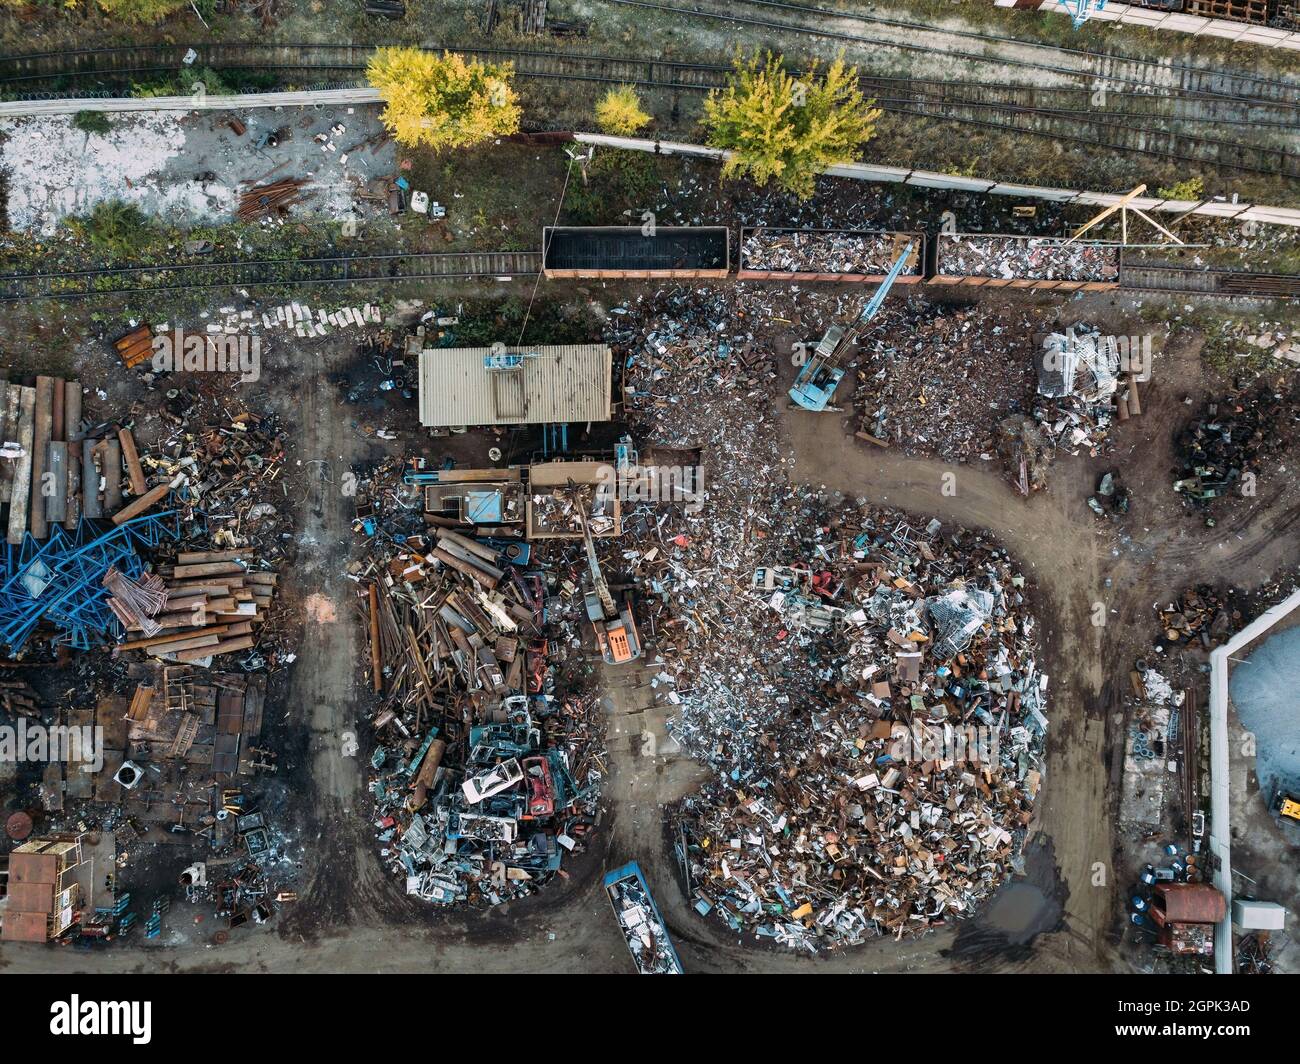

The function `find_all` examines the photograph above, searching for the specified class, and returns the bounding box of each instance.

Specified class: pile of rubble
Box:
[607,288,1047,951]
[351,461,604,906]
[1173,381,1297,513]
[741,228,915,275]
[531,482,615,536]
[668,505,1047,951]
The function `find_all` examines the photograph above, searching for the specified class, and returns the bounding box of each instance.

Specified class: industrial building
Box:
[418,345,612,428]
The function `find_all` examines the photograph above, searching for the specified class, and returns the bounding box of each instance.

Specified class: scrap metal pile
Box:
[999,325,1131,494]
[852,302,1040,461]
[608,288,1047,952]
[1172,381,1297,513]
[741,229,912,275]
[1156,585,1242,651]
[939,235,1120,282]
[353,462,604,906]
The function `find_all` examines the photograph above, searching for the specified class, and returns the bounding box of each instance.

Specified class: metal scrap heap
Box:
[1172,381,1297,512]
[853,302,1041,462]
[353,461,605,906]
[668,506,1047,952]
[939,235,1120,282]
[741,229,910,275]
[607,288,1047,952]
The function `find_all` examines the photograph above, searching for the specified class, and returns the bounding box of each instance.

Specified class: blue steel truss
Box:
[0,511,185,654]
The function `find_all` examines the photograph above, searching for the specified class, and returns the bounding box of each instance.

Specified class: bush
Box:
[95,0,188,22]
[72,111,112,136]
[595,85,651,137]
[1156,177,1206,202]
[65,200,154,257]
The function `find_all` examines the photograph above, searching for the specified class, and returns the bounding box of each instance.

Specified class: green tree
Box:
[703,50,881,201]
[366,48,521,151]
[595,85,651,136]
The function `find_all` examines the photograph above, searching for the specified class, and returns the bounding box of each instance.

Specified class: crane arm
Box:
[580,511,616,618]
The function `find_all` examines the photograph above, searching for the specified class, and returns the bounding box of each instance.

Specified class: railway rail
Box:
[1,44,1297,178]
[0,251,543,301]
[1117,263,1300,298]
[607,0,1300,106]
[0,249,1292,302]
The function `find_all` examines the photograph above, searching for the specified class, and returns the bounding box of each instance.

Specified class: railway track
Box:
[1,44,1297,178]
[0,249,1292,302]
[0,250,542,301]
[609,0,1300,106]
[1118,264,1300,298]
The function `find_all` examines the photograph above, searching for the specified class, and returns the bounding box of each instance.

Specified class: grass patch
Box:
[72,111,112,135]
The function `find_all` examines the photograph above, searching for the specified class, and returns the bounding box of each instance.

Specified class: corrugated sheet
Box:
[419,345,611,427]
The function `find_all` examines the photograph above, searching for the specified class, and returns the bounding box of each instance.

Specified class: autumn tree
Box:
[95,0,190,22]
[595,85,651,137]
[702,51,881,201]
[366,48,521,151]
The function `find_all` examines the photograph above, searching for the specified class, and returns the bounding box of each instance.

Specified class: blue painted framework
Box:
[0,510,187,653]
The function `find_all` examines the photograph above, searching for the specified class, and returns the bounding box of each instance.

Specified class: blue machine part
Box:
[1065,0,1106,27]
[789,242,914,412]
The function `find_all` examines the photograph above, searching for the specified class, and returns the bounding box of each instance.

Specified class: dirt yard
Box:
[1,282,1297,975]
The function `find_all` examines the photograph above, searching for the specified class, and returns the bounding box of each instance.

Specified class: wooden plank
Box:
[170,635,256,662]
[175,549,251,565]
[111,479,170,525]
[117,428,147,497]
[117,621,245,651]
[63,381,81,530]
[0,383,18,503]
[29,376,53,539]
[51,378,64,442]
[170,561,248,578]
[6,386,36,546]
[145,634,222,656]
[369,582,382,694]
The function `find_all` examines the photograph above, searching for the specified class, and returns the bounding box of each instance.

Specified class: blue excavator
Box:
[788,241,915,413]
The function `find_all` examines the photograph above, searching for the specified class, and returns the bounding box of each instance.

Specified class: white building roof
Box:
[418,344,612,428]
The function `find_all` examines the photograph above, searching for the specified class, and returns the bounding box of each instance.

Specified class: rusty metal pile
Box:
[237,178,308,222]
[1172,381,1297,514]
[607,289,1047,952]
[1155,585,1243,651]
[352,461,605,906]
[852,302,1041,461]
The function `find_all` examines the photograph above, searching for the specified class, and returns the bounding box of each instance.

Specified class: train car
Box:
[931,232,1121,291]
[542,225,729,279]
[604,861,684,974]
[737,227,925,283]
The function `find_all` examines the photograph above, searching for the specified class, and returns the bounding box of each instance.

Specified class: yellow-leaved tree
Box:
[95,0,189,21]
[595,85,651,137]
[702,51,881,201]
[367,48,521,151]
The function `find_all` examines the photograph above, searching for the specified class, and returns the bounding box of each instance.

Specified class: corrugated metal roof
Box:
[419,345,611,427]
